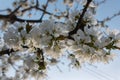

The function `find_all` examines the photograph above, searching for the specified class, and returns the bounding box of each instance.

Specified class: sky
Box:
[0,0,120,80]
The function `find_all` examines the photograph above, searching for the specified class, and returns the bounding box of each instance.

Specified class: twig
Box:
[103,11,120,22]
[9,5,21,16]
[9,0,27,16]
[39,0,49,21]
[96,0,106,6]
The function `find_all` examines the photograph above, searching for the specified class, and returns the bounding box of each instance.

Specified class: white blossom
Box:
[3,27,20,49]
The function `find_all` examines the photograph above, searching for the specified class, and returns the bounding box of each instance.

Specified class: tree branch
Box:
[0,0,67,23]
[39,0,49,21]
[68,0,93,36]
[0,14,43,23]
[36,0,39,7]
[9,5,21,16]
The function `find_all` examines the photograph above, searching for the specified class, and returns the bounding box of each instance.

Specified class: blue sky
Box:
[0,0,120,80]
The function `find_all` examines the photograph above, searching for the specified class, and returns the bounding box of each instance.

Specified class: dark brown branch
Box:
[0,0,92,24]
[0,14,42,23]
[0,49,15,56]
[0,13,63,23]
[22,6,35,12]
[0,6,66,23]
[0,15,9,19]
[68,0,93,36]
[13,16,42,23]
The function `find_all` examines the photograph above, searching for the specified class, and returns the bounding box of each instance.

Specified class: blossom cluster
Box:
[0,0,120,79]
[0,16,120,79]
